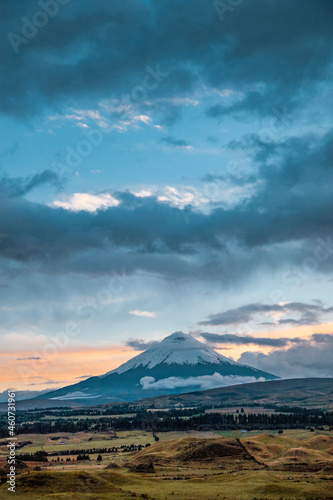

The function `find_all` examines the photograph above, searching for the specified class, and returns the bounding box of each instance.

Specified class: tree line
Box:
[1,409,332,437]
[18,443,152,462]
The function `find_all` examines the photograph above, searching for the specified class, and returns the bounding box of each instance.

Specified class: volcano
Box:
[39,332,278,403]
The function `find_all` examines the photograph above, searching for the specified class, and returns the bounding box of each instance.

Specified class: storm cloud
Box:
[199,302,332,327]
[238,334,333,378]
[161,136,191,148]
[124,338,160,351]
[1,0,332,120]
[199,332,303,347]
[1,128,333,285]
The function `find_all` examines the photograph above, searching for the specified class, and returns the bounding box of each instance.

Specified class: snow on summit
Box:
[101,332,237,376]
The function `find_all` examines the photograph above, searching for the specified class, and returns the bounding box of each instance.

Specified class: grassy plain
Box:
[0,428,332,499]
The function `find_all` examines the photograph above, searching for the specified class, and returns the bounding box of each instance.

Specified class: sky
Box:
[1,0,333,396]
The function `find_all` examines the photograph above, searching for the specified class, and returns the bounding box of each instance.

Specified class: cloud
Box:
[1,1,332,120]
[312,333,333,342]
[129,310,156,318]
[1,127,333,285]
[132,185,209,209]
[16,356,42,361]
[140,373,266,391]
[51,193,120,212]
[199,332,302,347]
[0,170,63,198]
[200,302,331,326]
[124,338,160,351]
[237,334,333,378]
[161,136,192,149]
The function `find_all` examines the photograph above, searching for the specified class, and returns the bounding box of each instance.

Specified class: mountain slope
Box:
[38,332,278,403]
[128,377,333,410]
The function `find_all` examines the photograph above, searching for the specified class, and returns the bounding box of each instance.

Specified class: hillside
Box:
[126,432,333,472]
[121,377,333,410]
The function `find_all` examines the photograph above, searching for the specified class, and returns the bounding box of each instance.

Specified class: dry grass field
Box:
[0,429,332,499]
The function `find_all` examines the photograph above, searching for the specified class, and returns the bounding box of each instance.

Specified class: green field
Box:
[0,430,156,455]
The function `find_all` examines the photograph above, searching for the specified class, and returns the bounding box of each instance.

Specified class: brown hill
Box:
[126,432,333,473]
[126,436,261,470]
[242,433,333,471]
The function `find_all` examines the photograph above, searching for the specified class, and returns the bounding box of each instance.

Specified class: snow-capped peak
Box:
[100,332,237,377]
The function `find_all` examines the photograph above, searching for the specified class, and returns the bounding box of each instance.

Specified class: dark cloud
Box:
[238,334,333,378]
[231,129,333,196]
[199,302,328,327]
[27,381,63,386]
[16,356,42,361]
[1,2,333,286]
[161,136,191,148]
[0,170,63,198]
[1,128,333,285]
[311,333,333,343]
[124,338,159,351]
[199,332,302,347]
[216,129,333,255]
[278,318,312,326]
[0,182,220,266]
[1,0,332,119]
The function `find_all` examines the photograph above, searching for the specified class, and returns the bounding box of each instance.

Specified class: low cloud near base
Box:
[140,373,266,391]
